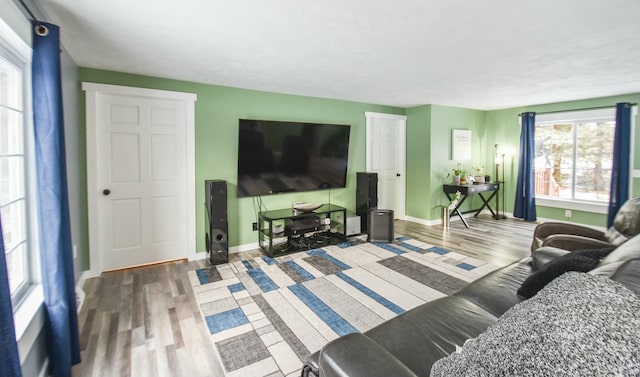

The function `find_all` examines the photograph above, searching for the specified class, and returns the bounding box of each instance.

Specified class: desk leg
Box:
[476,192,498,218]
[448,194,470,228]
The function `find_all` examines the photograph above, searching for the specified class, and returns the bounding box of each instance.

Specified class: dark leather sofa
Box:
[301,233,640,377]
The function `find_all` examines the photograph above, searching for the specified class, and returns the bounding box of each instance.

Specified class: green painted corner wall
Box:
[405,104,488,221]
[77,68,404,261]
[406,105,431,219]
[405,96,640,226]
[430,105,488,217]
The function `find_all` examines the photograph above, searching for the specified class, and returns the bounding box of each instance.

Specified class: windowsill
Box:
[14,284,45,364]
[535,197,608,214]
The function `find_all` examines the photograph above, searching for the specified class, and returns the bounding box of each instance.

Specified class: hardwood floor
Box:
[72,215,537,376]
[395,215,536,266]
[73,260,225,377]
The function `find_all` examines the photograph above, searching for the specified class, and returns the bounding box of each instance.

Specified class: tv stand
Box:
[258,204,347,257]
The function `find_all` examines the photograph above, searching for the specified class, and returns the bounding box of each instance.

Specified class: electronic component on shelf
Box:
[286,215,321,235]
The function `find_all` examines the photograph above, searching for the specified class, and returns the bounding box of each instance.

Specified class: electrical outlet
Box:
[252,222,258,231]
[73,244,78,259]
[564,209,572,218]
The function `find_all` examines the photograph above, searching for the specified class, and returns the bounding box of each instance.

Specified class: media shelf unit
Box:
[258,204,347,257]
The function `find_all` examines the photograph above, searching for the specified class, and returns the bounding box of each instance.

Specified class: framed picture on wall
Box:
[452,129,471,161]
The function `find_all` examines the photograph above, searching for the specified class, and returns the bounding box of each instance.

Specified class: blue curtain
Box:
[32,21,80,377]
[607,103,632,227]
[0,217,21,377]
[513,112,537,221]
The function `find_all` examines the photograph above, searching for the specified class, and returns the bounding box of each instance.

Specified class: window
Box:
[0,36,32,307]
[534,108,615,204]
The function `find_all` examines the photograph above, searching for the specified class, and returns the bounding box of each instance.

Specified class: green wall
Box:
[77,68,640,267]
[405,96,640,226]
[406,104,489,220]
[78,68,404,260]
[406,105,431,219]
[431,105,489,214]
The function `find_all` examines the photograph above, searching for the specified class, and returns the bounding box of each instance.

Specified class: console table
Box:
[443,183,500,228]
[258,204,347,257]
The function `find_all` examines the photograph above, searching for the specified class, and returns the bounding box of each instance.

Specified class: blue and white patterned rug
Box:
[188,235,501,377]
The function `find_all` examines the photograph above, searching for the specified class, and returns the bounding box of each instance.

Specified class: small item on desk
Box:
[292,202,322,214]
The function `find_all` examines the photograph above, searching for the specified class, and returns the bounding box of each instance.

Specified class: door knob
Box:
[103,189,111,196]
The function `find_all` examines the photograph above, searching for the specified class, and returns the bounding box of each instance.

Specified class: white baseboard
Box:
[38,358,49,377]
[75,270,94,312]
[230,242,259,254]
[404,210,512,228]
[190,241,261,262]
[404,215,439,226]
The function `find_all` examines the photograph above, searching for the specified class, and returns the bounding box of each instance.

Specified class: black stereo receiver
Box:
[286,215,322,235]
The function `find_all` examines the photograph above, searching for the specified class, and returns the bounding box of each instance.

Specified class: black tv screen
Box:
[236,119,351,197]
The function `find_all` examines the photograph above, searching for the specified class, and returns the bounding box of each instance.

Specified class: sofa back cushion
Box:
[453,259,531,317]
[365,296,496,377]
[601,233,640,265]
[610,260,640,296]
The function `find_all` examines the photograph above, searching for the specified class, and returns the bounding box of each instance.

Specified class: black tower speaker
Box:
[205,180,228,265]
[356,172,378,233]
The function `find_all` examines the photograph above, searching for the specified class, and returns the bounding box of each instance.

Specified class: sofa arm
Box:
[531,222,606,254]
[318,333,418,377]
[533,222,606,240]
[532,246,570,270]
[540,235,612,252]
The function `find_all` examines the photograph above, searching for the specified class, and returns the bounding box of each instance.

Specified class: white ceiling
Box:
[35,0,640,110]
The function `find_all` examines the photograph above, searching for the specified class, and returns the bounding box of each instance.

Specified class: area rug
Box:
[188,235,501,377]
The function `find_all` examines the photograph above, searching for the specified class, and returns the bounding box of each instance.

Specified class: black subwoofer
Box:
[205,180,228,265]
[356,172,378,233]
[367,209,394,243]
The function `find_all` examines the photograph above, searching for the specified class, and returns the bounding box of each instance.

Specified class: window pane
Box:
[0,107,23,155]
[574,121,614,201]
[0,199,27,298]
[534,123,573,198]
[1,199,26,251]
[5,242,26,295]
[0,56,21,110]
[0,156,24,204]
[535,117,614,203]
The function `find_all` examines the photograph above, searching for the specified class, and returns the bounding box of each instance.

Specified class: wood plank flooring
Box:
[73,259,225,377]
[72,215,537,376]
[395,215,536,266]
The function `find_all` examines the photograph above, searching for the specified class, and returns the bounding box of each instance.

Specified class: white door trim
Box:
[364,112,408,120]
[82,82,197,274]
[365,112,407,220]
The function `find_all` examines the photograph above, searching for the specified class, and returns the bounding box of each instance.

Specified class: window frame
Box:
[533,107,636,214]
[0,19,39,311]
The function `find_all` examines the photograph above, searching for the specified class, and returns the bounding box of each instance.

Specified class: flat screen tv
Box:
[236,119,351,198]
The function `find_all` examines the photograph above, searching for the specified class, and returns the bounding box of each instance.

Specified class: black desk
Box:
[443,183,500,228]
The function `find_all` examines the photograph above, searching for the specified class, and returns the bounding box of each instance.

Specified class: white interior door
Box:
[365,112,406,219]
[84,83,196,272]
